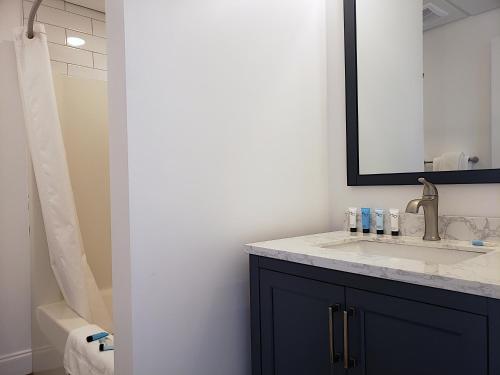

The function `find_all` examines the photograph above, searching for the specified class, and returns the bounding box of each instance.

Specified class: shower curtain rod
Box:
[27,0,43,39]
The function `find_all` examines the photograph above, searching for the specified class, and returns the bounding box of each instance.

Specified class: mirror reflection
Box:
[356,0,500,174]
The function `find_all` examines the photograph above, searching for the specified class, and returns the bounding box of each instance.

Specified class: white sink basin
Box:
[322,241,488,265]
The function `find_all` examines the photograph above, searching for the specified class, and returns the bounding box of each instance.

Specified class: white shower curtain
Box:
[13,24,112,332]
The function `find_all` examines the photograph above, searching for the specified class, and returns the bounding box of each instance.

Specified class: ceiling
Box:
[66,0,105,13]
[423,0,500,31]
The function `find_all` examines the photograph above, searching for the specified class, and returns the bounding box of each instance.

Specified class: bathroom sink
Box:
[322,241,488,265]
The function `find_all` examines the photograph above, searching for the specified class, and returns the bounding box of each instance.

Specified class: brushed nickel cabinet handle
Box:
[328,304,340,366]
[343,308,357,369]
[343,310,349,369]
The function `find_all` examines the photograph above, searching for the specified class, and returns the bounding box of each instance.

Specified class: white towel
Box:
[64,324,114,375]
[433,152,470,171]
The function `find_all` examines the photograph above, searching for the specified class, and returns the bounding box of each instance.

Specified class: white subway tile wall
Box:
[38,0,65,10]
[44,23,67,44]
[64,3,105,21]
[48,43,94,67]
[38,6,92,33]
[51,61,68,75]
[92,53,107,70]
[91,19,106,38]
[66,29,106,54]
[23,0,107,81]
[68,64,107,81]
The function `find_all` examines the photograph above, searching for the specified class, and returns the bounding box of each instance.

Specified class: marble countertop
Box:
[246,232,500,299]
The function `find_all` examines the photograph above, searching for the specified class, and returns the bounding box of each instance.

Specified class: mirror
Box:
[345,0,500,185]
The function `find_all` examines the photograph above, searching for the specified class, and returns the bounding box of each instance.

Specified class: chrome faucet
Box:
[405,178,441,241]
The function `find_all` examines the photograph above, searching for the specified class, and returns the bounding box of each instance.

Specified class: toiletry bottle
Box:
[375,209,384,235]
[390,209,400,236]
[361,208,371,234]
[348,208,357,233]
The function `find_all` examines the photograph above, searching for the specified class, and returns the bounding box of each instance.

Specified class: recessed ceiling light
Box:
[67,36,86,47]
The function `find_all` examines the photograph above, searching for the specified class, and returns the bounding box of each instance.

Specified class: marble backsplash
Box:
[343,211,500,242]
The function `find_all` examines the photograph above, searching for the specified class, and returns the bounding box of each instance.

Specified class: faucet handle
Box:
[418,177,438,196]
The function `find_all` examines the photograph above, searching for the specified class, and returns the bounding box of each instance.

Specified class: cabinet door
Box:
[345,288,488,375]
[260,270,346,375]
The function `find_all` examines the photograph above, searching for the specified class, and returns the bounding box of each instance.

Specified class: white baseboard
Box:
[0,345,62,375]
[0,349,32,375]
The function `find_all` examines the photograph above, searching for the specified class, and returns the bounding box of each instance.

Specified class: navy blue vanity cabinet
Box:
[259,269,345,375]
[346,288,487,375]
[250,255,495,375]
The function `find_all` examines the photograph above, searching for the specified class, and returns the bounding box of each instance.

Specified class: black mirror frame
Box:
[344,0,500,186]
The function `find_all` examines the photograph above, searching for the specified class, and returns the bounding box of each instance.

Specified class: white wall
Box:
[424,8,500,169]
[108,0,331,373]
[0,0,32,373]
[106,0,133,372]
[356,0,424,174]
[328,0,500,230]
[492,36,500,168]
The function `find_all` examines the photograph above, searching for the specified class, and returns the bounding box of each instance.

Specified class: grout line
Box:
[48,41,92,53]
[30,21,107,49]
[37,20,106,39]
[47,49,94,68]
[25,0,106,21]
[36,19,93,36]
[49,60,68,75]
[63,0,106,21]
[46,39,68,47]
[92,53,108,70]
[25,2,106,37]
[67,64,108,74]
[68,29,106,40]
[25,0,64,12]
[65,64,108,80]
[70,45,106,54]
[48,36,106,55]
[51,59,107,71]
[42,29,107,54]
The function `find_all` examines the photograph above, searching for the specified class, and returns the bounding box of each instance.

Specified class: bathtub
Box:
[36,288,113,354]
